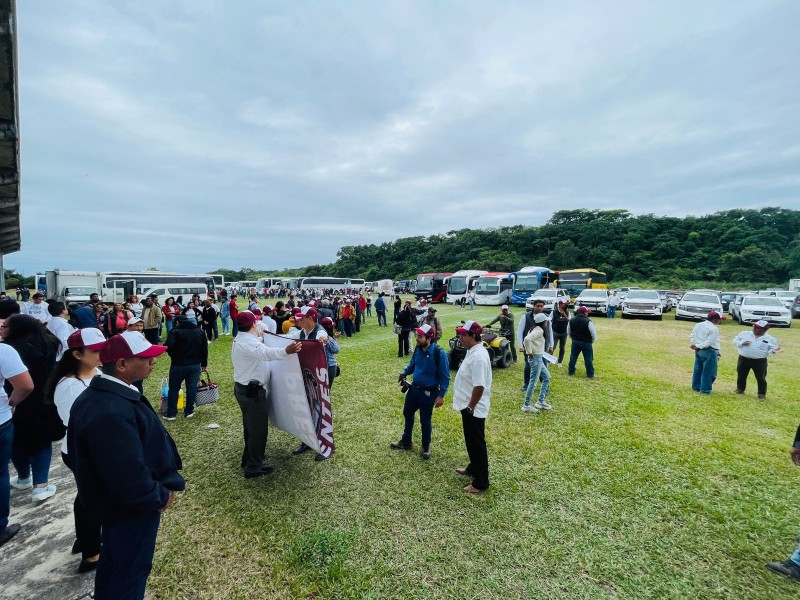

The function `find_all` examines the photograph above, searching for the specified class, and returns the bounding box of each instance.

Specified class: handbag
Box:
[196,370,219,406]
[393,323,402,334]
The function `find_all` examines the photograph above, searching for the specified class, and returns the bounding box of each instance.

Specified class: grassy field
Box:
[144,298,800,599]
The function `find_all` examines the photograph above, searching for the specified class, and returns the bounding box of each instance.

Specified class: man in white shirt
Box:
[732,319,782,400]
[23,293,50,324]
[689,310,724,394]
[46,301,76,360]
[452,321,492,494]
[261,305,277,335]
[231,312,301,479]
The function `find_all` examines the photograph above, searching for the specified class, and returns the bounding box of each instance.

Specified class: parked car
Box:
[525,288,570,313]
[621,289,663,320]
[574,289,610,316]
[737,295,791,327]
[719,292,737,312]
[792,294,800,319]
[770,290,799,311]
[656,290,673,312]
[614,286,641,304]
[675,291,723,321]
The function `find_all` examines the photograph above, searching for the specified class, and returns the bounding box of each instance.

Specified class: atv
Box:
[447,326,514,370]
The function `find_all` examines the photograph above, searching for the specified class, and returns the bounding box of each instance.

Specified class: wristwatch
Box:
[465,406,474,415]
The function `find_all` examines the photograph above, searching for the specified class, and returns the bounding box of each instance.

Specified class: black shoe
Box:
[71,539,82,555]
[390,441,412,451]
[422,448,431,460]
[244,466,274,479]
[314,453,327,462]
[292,443,311,455]
[766,559,800,582]
[78,558,99,573]
[0,524,20,547]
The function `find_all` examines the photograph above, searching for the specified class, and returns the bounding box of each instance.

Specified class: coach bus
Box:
[509,266,554,306]
[446,270,487,305]
[554,268,608,301]
[299,277,350,291]
[474,272,513,306]
[348,278,365,291]
[100,271,224,299]
[414,272,452,303]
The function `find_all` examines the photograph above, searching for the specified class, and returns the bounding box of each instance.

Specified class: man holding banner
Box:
[232,312,302,479]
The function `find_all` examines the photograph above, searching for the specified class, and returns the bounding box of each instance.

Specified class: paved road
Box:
[0,442,94,599]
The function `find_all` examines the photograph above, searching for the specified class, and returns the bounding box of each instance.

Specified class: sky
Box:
[9,0,800,275]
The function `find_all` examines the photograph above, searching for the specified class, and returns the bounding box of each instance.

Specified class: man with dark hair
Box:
[164,315,208,420]
[567,306,598,378]
[67,331,183,599]
[141,296,162,344]
[46,301,75,360]
[23,292,50,324]
[374,293,387,326]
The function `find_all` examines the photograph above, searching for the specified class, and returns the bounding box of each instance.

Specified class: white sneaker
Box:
[557,363,564,368]
[521,404,539,413]
[10,476,32,490]
[32,484,57,502]
[534,401,553,410]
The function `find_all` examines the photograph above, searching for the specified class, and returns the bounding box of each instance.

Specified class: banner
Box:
[262,332,334,458]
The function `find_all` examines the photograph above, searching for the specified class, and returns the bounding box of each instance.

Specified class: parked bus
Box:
[446,270,487,305]
[474,272,513,306]
[414,272,452,303]
[299,277,350,291]
[554,268,608,301]
[349,278,365,291]
[256,277,289,290]
[100,271,223,299]
[509,266,554,306]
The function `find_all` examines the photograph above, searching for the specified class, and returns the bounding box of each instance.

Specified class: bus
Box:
[446,270,487,305]
[509,266,554,306]
[256,277,289,290]
[474,272,513,306]
[99,271,224,299]
[299,277,350,291]
[554,268,608,301]
[349,278,365,291]
[414,272,452,303]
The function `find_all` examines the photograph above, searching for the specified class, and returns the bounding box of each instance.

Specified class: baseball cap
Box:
[67,328,106,351]
[501,304,509,310]
[100,331,167,364]
[576,307,589,315]
[427,306,437,312]
[264,304,274,313]
[251,307,263,316]
[291,307,302,315]
[534,313,548,323]
[237,311,257,329]
[127,317,143,326]
[32,293,44,299]
[456,320,483,335]
[296,306,318,321]
[753,319,769,329]
[707,310,726,321]
[321,317,334,328]
[415,323,435,337]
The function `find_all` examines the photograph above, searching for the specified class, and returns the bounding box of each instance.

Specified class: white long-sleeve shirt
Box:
[47,316,76,361]
[231,331,288,385]
[690,320,721,350]
[733,331,780,359]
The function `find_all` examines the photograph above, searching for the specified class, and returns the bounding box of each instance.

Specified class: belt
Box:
[412,382,438,393]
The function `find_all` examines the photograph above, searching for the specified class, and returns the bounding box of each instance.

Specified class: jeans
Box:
[211,318,219,339]
[553,331,568,364]
[377,310,387,326]
[221,316,231,335]
[568,340,595,378]
[790,536,800,567]
[460,409,489,490]
[167,364,201,417]
[165,319,174,333]
[736,356,767,395]
[607,305,617,318]
[692,347,718,394]
[11,443,52,486]
[0,419,13,532]
[95,511,161,600]
[523,355,551,406]
[232,319,239,337]
[366,306,372,317]
[400,386,436,449]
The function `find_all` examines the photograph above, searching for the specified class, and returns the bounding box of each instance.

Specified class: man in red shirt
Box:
[229,294,240,336]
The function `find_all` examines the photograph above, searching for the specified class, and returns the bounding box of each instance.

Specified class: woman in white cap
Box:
[46,328,106,573]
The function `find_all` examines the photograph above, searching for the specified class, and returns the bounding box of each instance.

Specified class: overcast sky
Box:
[10,0,800,275]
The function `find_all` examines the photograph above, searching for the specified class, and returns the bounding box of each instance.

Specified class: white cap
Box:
[127,317,143,326]
[415,323,435,337]
[754,319,770,328]
[501,304,509,310]
[534,313,548,323]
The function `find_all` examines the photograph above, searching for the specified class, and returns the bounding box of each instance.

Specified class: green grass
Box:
[145,298,800,598]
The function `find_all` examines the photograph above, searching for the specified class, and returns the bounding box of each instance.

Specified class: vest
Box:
[569,316,593,343]
[552,309,569,334]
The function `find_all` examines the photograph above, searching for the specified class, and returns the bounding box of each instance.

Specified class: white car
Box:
[525,288,570,313]
[738,296,791,328]
[675,292,723,321]
[574,289,610,316]
[770,290,798,311]
[621,289,663,320]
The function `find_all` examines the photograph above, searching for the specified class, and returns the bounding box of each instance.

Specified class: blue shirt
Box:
[402,342,450,396]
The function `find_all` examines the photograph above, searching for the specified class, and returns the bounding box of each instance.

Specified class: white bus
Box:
[474,272,513,306]
[256,277,288,290]
[349,278,365,291]
[299,277,350,291]
[446,270,487,305]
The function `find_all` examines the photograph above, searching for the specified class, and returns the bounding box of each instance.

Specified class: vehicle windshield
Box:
[682,293,719,303]
[532,290,557,298]
[448,276,468,294]
[627,290,659,300]
[416,276,432,290]
[476,280,499,294]
[579,290,607,298]
[775,291,796,299]
[514,274,541,292]
[743,297,783,307]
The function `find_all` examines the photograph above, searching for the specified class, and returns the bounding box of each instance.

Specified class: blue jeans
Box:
[11,442,52,486]
[607,306,616,318]
[568,340,595,377]
[400,385,436,449]
[167,364,201,417]
[524,355,551,406]
[692,348,718,394]
[165,319,174,333]
[211,318,219,339]
[221,316,231,335]
[790,536,800,566]
[0,420,13,532]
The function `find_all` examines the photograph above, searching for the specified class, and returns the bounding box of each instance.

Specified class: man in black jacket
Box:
[68,331,184,600]
[766,424,800,582]
[164,314,208,420]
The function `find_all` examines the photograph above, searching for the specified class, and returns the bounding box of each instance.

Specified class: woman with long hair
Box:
[182,300,201,326]
[46,328,105,573]
[103,302,130,338]
[2,314,61,502]
[162,297,180,334]
[319,317,340,387]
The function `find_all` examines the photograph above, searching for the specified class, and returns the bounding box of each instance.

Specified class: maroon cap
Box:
[100,331,167,364]
[296,306,318,321]
[576,306,589,315]
[707,310,726,321]
[321,317,334,329]
[237,311,257,330]
[67,328,106,351]
[415,324,435,338]
[251,307,263,316]
[455,320,483,335]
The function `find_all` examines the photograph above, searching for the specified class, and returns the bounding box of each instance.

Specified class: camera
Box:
[398,375,411,394]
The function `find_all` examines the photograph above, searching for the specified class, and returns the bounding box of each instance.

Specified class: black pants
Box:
[62,452,101,560]
[234,382,270,475]
[143,328,159,344]
[460,409,489,490]
[398,331,410,356]
[508,336,517,362]
[736,356,768,395]
[95,511,160,600]
[553,331,568,364]
[343,319,353,337]
[377,310,387,326]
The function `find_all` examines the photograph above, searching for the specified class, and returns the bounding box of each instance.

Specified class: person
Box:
[393,295,402,324]
[103,302,131,338]
[164,315,208,420]
[395,300,417,357]
[229,293,240,337]
[567,306,597,378]
[319,317,340,386]
[451,321,491,493]
[338,299,356,337]
[201,298,219,341]
[46,301,76,360]
[127,294,143,318]
[607,290,619,318]
[48,328,105,573]
[182,300,202,326]
[141,295,162,344]
[467,290,476,310]
[272,301,290,333]
[23,292,50,324]
[231,312,302,479]
[689,310,724,394]
[162,297,180,334]
[375,293,387,326]
[486,304,516,363]
[766,423,800,581]
[521,313,553,412]
[366,294,373,318]
[391,323,450,460]
[732,319,782,400]
[3,314,62,502]
[261,305,277,334]
[0,339,33,547]
[126,316,144,333]
[220,296,231,335]
[517,300,553,391]
[551,299,570,367]
[419,306,443,343]
[67,331,183,599]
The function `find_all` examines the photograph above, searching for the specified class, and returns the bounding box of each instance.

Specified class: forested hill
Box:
[239,208,800,287]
